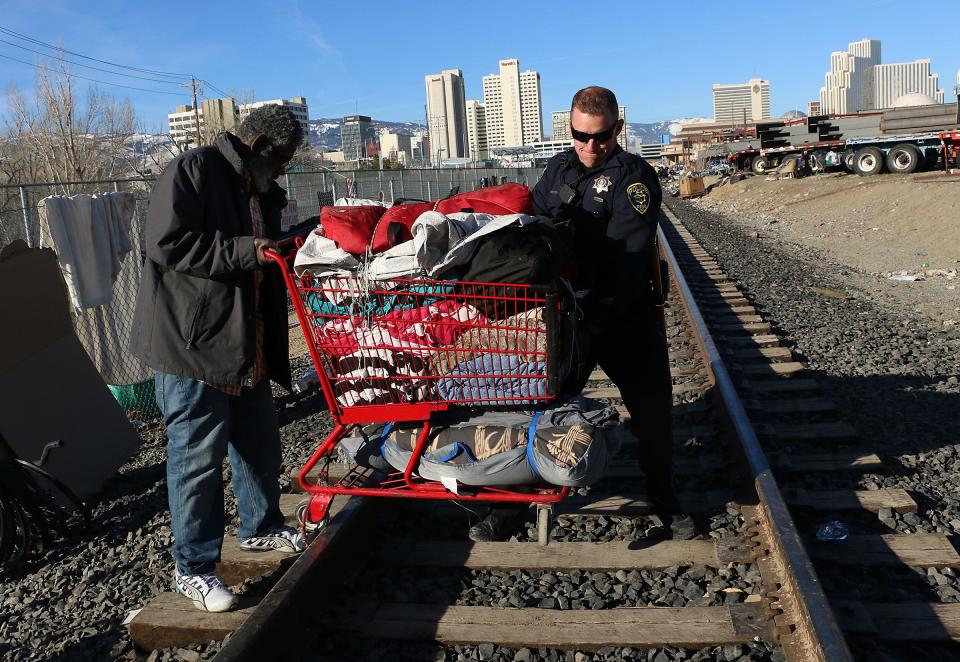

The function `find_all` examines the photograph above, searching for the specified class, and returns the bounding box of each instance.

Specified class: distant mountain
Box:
[625,121,672,147]
[307,118,422,152]
[306,117,701,152]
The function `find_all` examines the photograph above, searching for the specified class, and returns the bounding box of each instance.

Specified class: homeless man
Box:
[131,105,306,612]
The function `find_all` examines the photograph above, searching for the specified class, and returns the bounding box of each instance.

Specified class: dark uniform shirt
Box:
[532,145,662,311]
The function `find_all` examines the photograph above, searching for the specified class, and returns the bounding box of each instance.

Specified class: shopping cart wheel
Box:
[536,504,552,547]
[296,495,331,537]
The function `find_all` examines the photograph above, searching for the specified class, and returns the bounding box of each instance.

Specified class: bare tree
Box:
[129,118,188,177]
[5,55,137,194]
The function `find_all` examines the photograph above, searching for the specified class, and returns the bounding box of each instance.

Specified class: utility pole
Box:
[191,77,203,148]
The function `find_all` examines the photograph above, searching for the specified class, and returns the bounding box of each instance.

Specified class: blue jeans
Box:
[156,373,284,575]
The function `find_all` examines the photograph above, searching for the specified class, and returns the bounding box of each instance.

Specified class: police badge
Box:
[592,175,612,194]
[626,182,650,214]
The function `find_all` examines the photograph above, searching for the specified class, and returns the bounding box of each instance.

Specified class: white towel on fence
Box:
[38,192,136,310]
[37,191,150,386]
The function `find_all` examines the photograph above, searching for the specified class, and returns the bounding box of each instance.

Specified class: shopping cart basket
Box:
[266,250,570,544]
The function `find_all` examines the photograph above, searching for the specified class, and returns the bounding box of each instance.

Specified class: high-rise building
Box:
[867,61,944,109]
[712,79,771,122]
[238,97,310,137]
[819,39,882,113]
[379,129,413,166]
[411,133,430,166]
[820,39,944,112]
[200,98,239,138]
[425,69,469,165]
[168,104,202,149]
[340,115,376,163]
[807,100,822,116]
[465,100,488,161]
[167,98,239,148]
[552,111,571,141]
[552,107,628,149]
[482,59,543,149]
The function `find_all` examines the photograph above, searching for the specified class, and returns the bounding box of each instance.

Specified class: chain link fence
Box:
[0,166,545,419]
[284,166,542,220]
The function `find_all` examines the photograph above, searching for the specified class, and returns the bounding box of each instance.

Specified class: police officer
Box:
[467,86,694,542]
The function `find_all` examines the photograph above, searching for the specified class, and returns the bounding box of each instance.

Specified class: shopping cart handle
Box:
[263,248,285,265]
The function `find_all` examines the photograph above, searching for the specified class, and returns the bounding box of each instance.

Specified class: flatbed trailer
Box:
[725,105,960,177]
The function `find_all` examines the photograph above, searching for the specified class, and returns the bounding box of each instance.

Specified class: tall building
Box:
[379,129,413,165]
[465,100,488,161]
[411,133,430,166]
[168,104,202,149]
[552,107,628,149]
[712,79,771,122]
[340,115,376,163]
[552,111,571,141]
[819,39,881,113]
[425,69,469,164]
[867,61,944,109]
[807,100,822,116]
[239,97,310,137]
[820,39,944,112]
[482,58,543,149]
[200,98,238,138]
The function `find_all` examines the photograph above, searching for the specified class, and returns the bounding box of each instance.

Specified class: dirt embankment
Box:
[691,171,960,326]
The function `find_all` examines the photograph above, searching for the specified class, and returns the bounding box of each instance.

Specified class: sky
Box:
[1,0,957,134]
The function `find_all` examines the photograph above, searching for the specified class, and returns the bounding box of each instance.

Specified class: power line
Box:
[0,52,186,97]
[199,80,232,99]
[0,38,188,85]
[0,24,192,79]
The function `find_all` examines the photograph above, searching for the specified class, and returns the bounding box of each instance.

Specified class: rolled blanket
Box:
[436,353,547,406]
[428,307,546,376]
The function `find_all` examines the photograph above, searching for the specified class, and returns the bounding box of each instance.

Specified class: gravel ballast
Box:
[0,356,329,661]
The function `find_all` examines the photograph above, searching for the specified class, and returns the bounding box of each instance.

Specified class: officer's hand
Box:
[254,238,279,267]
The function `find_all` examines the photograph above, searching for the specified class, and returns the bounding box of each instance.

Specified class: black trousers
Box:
[591,307,674,494]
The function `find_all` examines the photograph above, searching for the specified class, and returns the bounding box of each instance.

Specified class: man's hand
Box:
[254,238,279,267]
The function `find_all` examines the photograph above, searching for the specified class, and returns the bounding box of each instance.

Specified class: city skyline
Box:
[0,1,957,133]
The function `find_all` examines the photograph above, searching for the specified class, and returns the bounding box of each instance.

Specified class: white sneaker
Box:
[239,525,307,553]
[174,571,238,612]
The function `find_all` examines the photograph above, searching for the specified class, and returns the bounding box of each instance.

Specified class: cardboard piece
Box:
[0,241,140,498]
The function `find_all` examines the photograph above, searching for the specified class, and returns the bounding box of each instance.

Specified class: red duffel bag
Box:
[371,183,534,251]
[318,205,388,255]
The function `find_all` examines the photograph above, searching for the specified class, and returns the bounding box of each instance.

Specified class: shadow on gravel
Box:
[276,388,330,428]
[823,372,959,457]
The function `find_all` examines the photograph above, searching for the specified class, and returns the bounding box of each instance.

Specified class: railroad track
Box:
[127,205,960,661]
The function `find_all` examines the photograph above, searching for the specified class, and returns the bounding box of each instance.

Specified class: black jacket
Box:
[532,146,662,309]
[130,133,291,389]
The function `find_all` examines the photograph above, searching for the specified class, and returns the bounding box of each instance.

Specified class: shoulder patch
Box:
[626,182,651,214]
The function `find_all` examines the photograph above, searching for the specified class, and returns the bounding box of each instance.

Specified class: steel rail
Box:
[211,494,371,662]
[658,208,853,662]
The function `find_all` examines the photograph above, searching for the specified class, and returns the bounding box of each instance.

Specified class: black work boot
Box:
[468,505,528,542]
[647,483,698,541]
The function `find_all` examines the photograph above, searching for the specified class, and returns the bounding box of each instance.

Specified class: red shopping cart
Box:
[265,250,570,544]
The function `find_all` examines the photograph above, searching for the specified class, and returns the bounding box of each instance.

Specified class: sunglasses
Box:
[570,121,619,143]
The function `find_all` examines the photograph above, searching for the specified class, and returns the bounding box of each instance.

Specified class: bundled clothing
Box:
[330,349,431,407]
[428,307,546,375]
[436,354,547,405]
[315,299,486,359]
[338,395,619,487]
